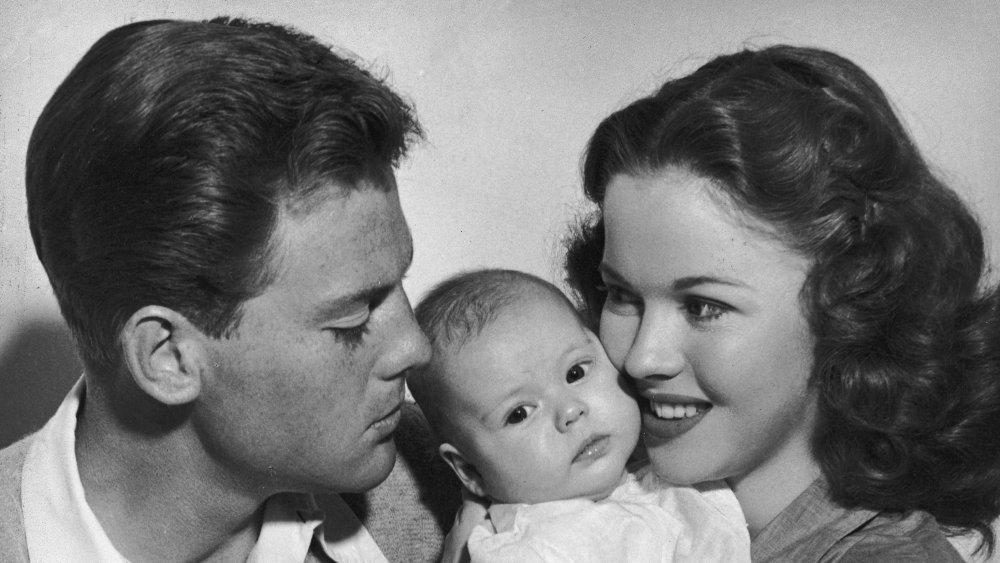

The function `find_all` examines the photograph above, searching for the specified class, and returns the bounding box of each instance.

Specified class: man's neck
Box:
[75,383,268,562]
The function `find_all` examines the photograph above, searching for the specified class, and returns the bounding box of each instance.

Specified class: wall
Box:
[2,0,998,446]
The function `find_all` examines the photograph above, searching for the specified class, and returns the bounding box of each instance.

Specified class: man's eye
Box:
[328,307,372,347]
[331,322,370,347]
[566,363,587,383]
[506,405,533,425]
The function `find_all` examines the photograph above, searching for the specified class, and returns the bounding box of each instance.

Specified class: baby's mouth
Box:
[649,400,711,420]
[573,434,611,463]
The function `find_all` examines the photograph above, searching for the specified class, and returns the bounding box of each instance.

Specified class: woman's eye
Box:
[566,363,587,383]
[601,284,641,315]
[684,298,727,321]
[506,405,533,425]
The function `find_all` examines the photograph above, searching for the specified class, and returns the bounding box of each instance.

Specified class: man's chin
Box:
[326,440,398,494]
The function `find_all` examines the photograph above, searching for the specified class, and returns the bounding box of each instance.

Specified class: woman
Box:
[565,45,1000,561]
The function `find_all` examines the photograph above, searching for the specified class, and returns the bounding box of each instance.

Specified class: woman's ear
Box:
[439,443,489,499]
[121,305,206,405]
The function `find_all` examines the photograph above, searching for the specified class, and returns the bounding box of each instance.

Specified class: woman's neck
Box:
[727,445,822,538]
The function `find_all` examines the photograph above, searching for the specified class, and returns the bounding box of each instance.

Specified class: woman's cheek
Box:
[599,312,635,371]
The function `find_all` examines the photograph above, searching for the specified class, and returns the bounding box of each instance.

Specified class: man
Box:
[0,17,459,562]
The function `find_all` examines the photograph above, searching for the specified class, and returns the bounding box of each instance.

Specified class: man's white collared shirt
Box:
[20,377,389,563]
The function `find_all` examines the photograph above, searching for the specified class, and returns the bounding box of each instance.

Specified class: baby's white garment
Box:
[467,464,750,563]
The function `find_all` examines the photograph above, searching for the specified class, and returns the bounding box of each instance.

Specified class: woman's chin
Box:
[644,444,721,486]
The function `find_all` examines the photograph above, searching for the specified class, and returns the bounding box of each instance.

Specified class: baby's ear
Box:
[439,443,488,498]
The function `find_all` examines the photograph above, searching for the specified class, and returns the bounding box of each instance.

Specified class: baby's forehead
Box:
[447,303,592,374]
[465,293,585,345]
[495,286,583,324]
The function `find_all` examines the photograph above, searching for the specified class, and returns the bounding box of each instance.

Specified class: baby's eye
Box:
[566,363,587,383]
[505,405,534,425]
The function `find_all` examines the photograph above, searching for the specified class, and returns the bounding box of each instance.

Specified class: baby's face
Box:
[444,291,640,504]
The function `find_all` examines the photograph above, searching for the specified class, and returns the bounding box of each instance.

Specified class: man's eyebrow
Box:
[598,263,747,291]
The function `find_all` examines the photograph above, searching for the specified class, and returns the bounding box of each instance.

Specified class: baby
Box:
[408,269,750,562]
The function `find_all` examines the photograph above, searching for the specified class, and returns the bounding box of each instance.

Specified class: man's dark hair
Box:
[27,17,422,376]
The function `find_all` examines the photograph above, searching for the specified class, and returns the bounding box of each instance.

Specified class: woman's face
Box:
[598,167,819,492]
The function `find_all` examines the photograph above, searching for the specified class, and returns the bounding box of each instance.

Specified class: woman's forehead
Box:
[601,169,808,289]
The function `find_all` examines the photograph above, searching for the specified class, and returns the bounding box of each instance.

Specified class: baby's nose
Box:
[556,399,586,431]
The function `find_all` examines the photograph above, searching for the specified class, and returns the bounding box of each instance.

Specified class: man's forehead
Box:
[265,182,412,306]
[278,181,407,247]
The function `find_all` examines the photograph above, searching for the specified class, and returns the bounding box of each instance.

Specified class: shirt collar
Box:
[22,377,124,562]
[750,477,878,562]
[22,377,388,563]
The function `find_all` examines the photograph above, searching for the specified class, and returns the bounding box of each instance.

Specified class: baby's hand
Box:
[440,488,489,563]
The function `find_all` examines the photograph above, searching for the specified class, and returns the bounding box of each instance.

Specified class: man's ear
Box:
[439,443,489,499]
[121,305,206,405]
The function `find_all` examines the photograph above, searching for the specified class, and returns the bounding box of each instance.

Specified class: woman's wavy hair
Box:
[565,45,1000,550]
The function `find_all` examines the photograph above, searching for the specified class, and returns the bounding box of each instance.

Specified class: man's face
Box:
[195,181,430,495]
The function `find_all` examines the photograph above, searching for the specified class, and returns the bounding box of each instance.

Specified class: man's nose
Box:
[381,288,431,380]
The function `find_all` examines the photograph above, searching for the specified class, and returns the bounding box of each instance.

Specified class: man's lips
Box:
[369,408,401,440]
[369,398,405,438]
[573,434,611,463]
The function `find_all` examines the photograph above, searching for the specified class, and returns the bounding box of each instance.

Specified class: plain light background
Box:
[1,0,998,446]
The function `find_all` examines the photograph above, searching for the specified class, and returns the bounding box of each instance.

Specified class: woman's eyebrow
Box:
[671,276,746,291]
[599,263,747,291]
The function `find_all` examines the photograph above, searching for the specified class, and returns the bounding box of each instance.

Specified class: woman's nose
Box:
[556,398,586,432]
[623,312,685,382]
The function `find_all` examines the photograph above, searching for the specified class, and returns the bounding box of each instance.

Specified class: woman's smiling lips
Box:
[640,393,712,443]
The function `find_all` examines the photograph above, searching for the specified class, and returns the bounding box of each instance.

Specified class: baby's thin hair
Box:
[415,268,573,351]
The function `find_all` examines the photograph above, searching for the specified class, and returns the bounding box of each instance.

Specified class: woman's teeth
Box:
[650,401,703,419]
